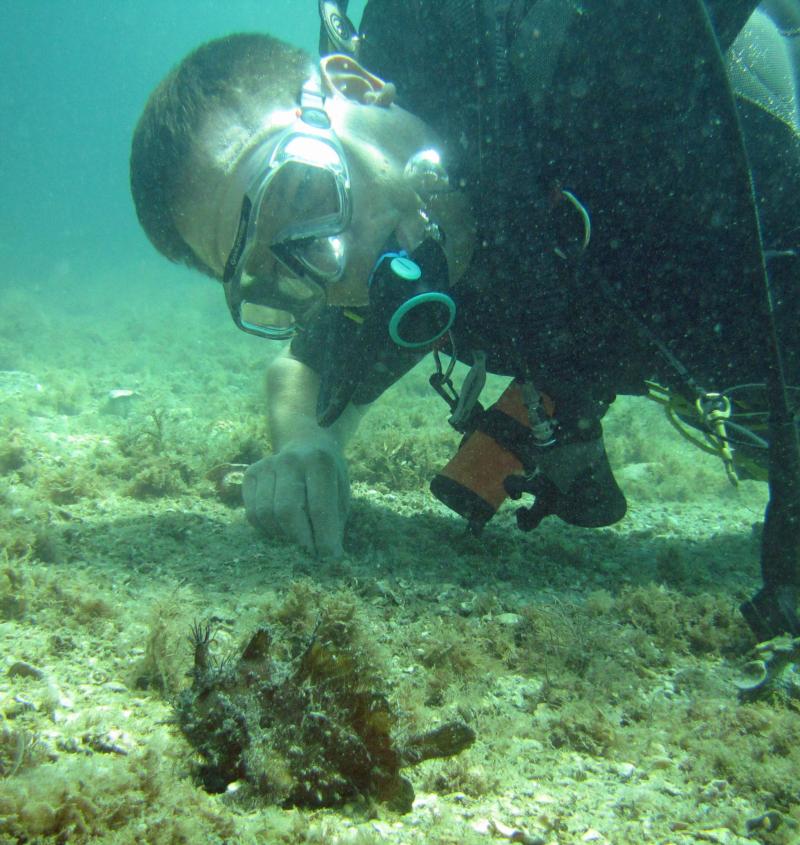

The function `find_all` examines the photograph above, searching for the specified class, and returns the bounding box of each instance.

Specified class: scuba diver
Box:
[130,0,800,641]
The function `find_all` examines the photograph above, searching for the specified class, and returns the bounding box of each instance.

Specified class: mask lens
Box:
[265,157,343,242]
[258,156,347,284]
[270,270,322,304]
[274,235,346,282]
[233,268,325,338]
[223,117,352,339]
[238,302,296,336]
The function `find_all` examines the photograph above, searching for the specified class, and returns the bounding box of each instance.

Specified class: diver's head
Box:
[130,34,313,279]
[130,33,473,340]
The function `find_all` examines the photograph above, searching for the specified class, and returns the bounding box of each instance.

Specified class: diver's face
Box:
[318,96,449,305]
[244,131,411,320]
[251,133,403,308]
[322,141,406,306]
[177,93,460,322]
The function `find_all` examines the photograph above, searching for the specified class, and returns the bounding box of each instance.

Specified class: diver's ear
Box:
[320,54,396,107]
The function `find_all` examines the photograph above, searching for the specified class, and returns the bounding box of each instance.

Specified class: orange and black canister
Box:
[430,380,552,533]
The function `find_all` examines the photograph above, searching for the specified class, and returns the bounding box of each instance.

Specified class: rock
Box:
[102,389,140,417]
[616,762,636,781]
[495,612,524,627]
[7,661,45,680]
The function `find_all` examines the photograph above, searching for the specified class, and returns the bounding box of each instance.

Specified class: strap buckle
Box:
[429,341,487,433]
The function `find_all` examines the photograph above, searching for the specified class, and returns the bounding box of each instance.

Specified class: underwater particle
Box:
[735,634,800,702]
[175,623,475,811]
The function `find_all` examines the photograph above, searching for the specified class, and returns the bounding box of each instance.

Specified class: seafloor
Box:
[0,274,797,845]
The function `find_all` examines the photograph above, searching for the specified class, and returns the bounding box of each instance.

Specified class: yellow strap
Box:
[696,393,738,485]
[645,382,739,485]
[343,308,365,324]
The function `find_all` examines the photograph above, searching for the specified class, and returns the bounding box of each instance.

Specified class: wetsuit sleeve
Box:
[288,318,327,379]
[289,313,425,406]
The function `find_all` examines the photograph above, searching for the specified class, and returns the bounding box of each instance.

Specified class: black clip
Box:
[429,371,459,414]
[504,473,558,532]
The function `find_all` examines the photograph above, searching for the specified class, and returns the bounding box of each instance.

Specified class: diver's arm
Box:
[267,351,364,451]
[242,350,363,558]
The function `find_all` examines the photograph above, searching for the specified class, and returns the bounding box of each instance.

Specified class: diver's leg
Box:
[733,8,800,638]
[741,420,800,640]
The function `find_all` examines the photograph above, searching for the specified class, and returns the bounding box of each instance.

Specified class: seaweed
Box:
[0,722,43,779]
[175,617,475,812]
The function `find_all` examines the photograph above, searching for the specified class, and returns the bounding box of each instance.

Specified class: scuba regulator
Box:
[316,236,456,427]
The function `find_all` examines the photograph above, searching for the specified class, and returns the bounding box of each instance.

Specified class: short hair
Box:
[130,33,312,277]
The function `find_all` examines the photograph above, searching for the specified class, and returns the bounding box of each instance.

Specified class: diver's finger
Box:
[272,464,316,553]
[243,461,276,530]
[305,457,345,558]
[337,454,351,524]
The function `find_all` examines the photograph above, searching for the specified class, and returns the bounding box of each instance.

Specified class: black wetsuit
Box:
[295,0,800,435]
[298,0,800,636]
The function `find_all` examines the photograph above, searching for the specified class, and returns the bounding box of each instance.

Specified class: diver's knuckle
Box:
[283,455,313,481]
[272,496,300,522]
[251,507,273,532]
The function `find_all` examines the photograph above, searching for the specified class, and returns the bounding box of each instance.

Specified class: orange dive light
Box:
[430,380,553,532]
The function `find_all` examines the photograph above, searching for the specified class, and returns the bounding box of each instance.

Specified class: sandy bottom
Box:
[0,275,797,845]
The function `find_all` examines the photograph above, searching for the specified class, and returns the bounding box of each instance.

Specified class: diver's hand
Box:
[242,436,350,558]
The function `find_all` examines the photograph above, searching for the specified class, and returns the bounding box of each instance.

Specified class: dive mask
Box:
[223,80,352,340]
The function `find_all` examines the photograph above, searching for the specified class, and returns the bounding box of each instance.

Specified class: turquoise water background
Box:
[1,1,366,290]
